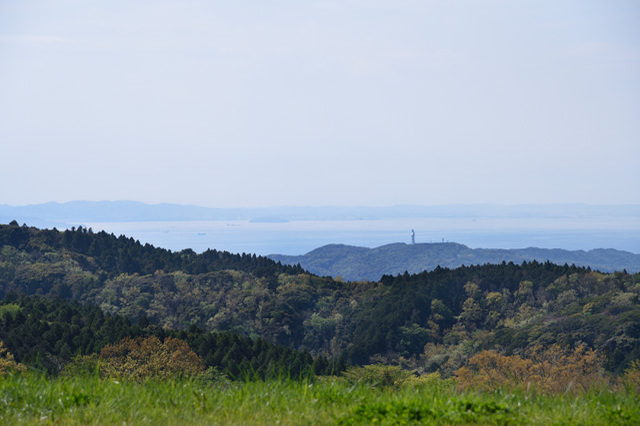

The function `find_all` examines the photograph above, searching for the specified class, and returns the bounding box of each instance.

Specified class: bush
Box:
[455,344,606,394]
[620,360,640,393]
[62,353,101,377]
[97,336,205,381]
[0,341,26,375]
[341,364,414,388]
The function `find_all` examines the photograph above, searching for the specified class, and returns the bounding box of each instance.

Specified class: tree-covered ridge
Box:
[371,264,640,374]
[269,242,640,281]
[0,294,139,372]
[0,222,305,278]
[0,295,338,378]
[1,222,639,375]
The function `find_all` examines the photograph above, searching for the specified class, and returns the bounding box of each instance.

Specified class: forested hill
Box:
[0,221,305,278]
[0,294,337,377]
[269,242,640,281]
[1,222,639,375]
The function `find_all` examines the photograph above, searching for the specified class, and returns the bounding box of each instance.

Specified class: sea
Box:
[78,216,640,256]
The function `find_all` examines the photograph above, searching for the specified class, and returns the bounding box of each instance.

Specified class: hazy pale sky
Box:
[1,0,639,207]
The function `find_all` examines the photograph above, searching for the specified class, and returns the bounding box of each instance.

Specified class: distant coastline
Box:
[2,200,639,223]
[1,201,638,256]
[269,242,640,282]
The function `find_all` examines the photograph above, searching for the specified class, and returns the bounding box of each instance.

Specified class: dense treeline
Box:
[0,222,304,279]
[347,262,590,363]
[1,222,639,375]
[368,264,640,374]
[0,295,339,378]
[0,294,137,372]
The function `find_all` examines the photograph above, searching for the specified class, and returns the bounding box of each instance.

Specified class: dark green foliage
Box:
[0,295,142,373]
[1,222,639,375]
[340,399,512,425]
[0,223,304,283]
[345,261,590,363]
[174,327,340,379]
[0,295,338,378]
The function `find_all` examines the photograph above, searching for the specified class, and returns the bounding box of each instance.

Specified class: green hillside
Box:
[1,222,639,376]
[0,294,338,378]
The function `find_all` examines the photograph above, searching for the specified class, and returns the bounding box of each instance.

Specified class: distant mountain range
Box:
[269,243,640,281]
[2,201,639,227]
[2,201,639,266]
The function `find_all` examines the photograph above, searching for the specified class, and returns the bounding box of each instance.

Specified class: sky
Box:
[1,0,639,208]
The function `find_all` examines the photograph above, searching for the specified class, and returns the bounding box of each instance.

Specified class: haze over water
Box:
[79,217,640,256]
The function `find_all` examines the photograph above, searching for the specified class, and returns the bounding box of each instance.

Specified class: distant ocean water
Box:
[78,217,640,256]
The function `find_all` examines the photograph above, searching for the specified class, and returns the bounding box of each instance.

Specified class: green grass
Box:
[0,373,638,425]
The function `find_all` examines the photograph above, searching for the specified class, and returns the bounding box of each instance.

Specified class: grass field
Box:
[1,372,639,425]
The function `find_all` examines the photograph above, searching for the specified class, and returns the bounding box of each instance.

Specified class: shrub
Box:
[97,336,205,381]
[455,344,605,394]
[620,360,640,393]
[0,341,26,375]
[341,364,413,388]
[402,371,445,388]
[62,353,101,377]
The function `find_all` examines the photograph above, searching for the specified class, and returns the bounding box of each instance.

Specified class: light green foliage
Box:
[97,336,205,381]
[621,360,640,393]
[459,297,483,328]
[0,341,26,375]
[485,292,503,309]
[0,303,21,318]
[1,372,639,425]
[65,336,206,381]
[62,353,101,377]
[464,281,480,299]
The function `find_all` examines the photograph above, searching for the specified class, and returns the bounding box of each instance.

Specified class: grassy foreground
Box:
[0,373,638,425]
